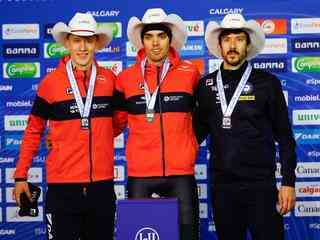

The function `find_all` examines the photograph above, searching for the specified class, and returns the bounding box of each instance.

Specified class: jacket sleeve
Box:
[193,79,210,144]
[268,75,297,187]
[112,73,128,137]
[14,77,52,180]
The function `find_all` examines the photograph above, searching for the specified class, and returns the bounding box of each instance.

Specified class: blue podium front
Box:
[116,198,179,240]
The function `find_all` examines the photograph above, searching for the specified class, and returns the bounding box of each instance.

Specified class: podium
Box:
[116,198,179,240]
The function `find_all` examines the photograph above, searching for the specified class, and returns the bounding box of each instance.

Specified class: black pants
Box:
[212,184,284,240]
[45,180,116,240]
[127,175,199,240]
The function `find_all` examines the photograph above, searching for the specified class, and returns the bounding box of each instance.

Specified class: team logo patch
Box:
[239,95,256,101]
[242,82,254,95]
[97,75,106,82]
[138,82,144,90]
[206,78,214,86]
[66,87,73,95]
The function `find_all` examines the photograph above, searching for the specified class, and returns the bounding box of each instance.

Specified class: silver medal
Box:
[146,109,154,123]
[216,63,252,131]
[222,116,232,129]
[81,118,89,129]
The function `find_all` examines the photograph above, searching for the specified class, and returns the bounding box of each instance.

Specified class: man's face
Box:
[142,30,170,66]
[219,32,250,69]
[64,34,98,70]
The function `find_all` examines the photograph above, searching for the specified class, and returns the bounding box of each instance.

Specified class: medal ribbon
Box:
[66,59,97,119]
[216,62,252,118]
[140,57,170,113]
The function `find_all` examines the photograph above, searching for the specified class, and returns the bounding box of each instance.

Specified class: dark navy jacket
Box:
[194,61,296,187]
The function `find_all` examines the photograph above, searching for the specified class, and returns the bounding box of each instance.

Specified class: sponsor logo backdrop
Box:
[0,0,319,239]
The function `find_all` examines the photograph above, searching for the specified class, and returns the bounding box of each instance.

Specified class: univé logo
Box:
[4,115,29,131]
[135,227,160,240]
[3,62,40,78]
[185,21,204,36]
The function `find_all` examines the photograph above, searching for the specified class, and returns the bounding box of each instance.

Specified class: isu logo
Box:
[135,227,160,240]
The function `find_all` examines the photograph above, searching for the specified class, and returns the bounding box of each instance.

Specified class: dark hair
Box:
[218,29,251,45]
[140,23,172,43]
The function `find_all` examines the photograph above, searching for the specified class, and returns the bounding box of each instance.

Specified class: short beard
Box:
[223,50,247,67]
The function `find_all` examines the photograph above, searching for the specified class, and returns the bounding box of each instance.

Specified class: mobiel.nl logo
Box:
[292,57,320,73]
[44,43,69,58]
[3,63,40,78]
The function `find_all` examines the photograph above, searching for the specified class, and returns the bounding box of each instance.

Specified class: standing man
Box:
[116,8,200,240]
[194,14,297,240]
[14,12,120,240]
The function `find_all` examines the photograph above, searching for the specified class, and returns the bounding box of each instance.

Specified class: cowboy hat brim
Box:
[52,22,113,50]
[205,20,265,59]
[127,14,187,51]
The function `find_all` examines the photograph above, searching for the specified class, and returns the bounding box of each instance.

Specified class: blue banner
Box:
[0,0,319,239]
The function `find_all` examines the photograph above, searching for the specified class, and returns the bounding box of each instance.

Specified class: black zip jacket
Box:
[193,61,296,187]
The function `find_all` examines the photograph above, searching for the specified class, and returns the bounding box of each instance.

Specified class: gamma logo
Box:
[98,22,122,38]
[3,62,40,78]
[135,227,160,240]
[292,38,320,53]
[2,43,39,58]
[252,58,287,73]
[292,57,320,73]
[44,43,69,58]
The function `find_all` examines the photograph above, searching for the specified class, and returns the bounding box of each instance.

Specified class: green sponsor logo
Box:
[6,63,38,78]
[297,113,320,121]
[9,119,28,127]
[46,43,69,58]
[294,57,320,73]
[98,22,121,38]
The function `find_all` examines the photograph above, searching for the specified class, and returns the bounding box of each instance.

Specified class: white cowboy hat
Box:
[205,13,265,59]
[52,12,113,50]
[127,8,187,51]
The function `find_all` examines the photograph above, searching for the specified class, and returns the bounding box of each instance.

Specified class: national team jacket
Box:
[194,61,297,187]
[115,47,200,177]
[14,56,123,183]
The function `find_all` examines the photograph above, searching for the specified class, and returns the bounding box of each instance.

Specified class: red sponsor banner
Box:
[256,19,288,35]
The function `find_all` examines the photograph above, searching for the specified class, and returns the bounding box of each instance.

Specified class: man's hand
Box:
[277,185,296,215]
[13,181,32,206]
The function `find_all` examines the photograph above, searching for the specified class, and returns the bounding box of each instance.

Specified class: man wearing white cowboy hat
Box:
[194,13,296,240]
[13,12,123,240]
[115,8,200,240]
